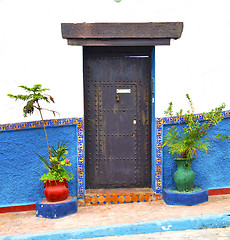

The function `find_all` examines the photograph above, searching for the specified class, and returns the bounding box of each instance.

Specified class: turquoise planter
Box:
[174,158,195,192]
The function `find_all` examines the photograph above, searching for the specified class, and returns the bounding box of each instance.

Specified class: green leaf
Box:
[36,153,51,169]
[163,94,227,159]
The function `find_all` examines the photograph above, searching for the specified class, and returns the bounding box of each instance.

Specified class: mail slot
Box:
[116,89,131,94]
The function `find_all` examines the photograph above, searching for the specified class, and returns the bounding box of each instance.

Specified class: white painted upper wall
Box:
[0,0,230,124]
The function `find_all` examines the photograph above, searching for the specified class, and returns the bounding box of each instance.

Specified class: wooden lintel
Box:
[61,22,183,47]
[67,38,170,46]
[62,22,183,39]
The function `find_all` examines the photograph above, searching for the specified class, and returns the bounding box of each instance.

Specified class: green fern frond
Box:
[163,94,227,159]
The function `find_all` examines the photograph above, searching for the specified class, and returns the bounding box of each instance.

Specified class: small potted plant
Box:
[163,94,228,192]
[8,84,73,202]
[37,141,73,202]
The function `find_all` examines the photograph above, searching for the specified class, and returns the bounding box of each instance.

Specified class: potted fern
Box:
[8,84,73,202]
[163,94,228,192]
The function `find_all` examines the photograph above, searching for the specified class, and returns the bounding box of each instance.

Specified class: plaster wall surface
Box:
[163,118,230,190]
[0,0,230,124]
[0,125,77,207]
[1,0,230,207]
[1,115,229,207]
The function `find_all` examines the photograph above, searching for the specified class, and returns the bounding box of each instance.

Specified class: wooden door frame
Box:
[61,22,183,198]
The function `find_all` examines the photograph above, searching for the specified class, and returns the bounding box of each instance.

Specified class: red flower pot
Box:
[44,179,69,202]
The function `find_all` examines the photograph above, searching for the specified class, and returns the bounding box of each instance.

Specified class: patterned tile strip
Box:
[0,118,78,131]
[76,118,85,199]
[84,188,155,206]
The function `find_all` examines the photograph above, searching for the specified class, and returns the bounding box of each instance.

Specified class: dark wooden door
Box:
[84,47,152,189]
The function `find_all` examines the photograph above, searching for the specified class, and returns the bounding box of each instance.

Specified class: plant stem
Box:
[37,101,50,154]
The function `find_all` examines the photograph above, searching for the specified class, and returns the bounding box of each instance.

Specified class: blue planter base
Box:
[36,196,78,219]
[162,188,208,206]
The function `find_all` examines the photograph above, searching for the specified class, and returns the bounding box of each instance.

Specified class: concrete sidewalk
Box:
[0,194,229,239]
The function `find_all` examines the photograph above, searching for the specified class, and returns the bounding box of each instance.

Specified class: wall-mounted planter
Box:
[162,188,208,206]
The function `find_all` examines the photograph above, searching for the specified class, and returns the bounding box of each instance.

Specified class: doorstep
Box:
[80,188,156,206]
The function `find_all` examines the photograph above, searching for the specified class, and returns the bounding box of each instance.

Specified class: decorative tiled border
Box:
[76,118,85,199]
[156,110,230,196]
[0,118,78,131]
[156,118,163,195]
[84,188,154,206]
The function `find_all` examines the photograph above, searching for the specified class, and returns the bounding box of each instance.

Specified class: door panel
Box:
[98,85,137,186]
[84,47,152,189]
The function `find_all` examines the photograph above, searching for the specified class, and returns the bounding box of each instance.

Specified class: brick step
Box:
[82,188,155,206]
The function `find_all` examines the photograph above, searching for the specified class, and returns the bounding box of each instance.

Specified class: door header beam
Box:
[61,22,183,46]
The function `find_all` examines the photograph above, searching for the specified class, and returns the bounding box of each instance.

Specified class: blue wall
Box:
[162,117,230,190]
[1,114,229,207]
[0,125,77,207]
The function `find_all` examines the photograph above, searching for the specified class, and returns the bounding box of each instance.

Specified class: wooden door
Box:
[84,47,152,189]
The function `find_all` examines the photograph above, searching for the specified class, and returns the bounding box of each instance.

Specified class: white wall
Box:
[0,0,230,124]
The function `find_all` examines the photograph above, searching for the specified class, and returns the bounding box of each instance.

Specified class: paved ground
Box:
[0,194,229,238]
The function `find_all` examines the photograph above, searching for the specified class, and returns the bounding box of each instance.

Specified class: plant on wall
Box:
[163,94,228,159]
[37,141,73,182]
[8,84,73,202]
[163,94,228,192]
[8,84,57,154]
